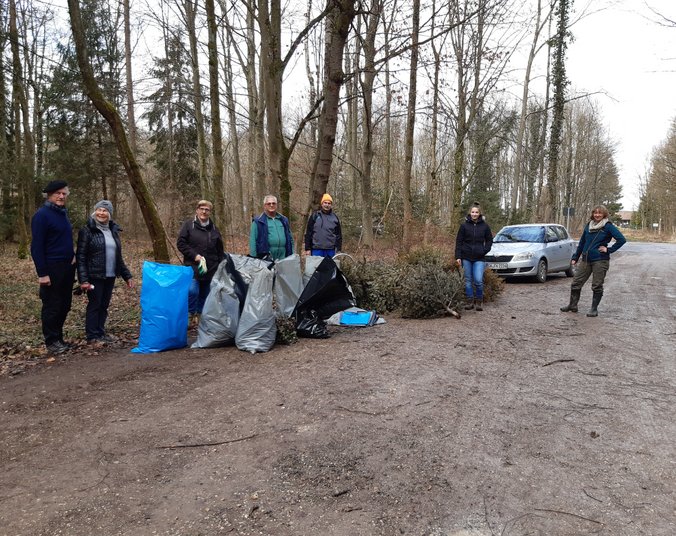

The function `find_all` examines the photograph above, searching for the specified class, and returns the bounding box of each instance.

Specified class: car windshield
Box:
[494,226,545,243]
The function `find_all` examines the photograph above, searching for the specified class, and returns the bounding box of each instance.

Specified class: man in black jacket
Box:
[177,200,225,314]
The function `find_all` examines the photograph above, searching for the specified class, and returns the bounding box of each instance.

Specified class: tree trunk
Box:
[259,0,288,201]
[67,0,169,262]
[205,0,226,231]
[401,0,420,250]
[358,0,381,249]
[123,0,140,231]
[423,0,440,244]
[510,0,550,223]
[223,22,245,233]
[10,0,33,258]
[307,0,356,211]
[183,0,210,200]
[546,0,571,222]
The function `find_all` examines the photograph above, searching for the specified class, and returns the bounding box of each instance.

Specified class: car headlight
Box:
[512,252,535,261]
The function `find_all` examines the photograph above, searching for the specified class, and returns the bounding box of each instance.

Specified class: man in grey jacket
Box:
[304,193,342,257]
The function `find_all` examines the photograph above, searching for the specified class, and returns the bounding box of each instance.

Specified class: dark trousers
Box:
[40,261,76,345]
[85,277,116,340]
[571,259,609,293]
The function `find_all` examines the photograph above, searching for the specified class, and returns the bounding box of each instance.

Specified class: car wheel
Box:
[535,259,547,283]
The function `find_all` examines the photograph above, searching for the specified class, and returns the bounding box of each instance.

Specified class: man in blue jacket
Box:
[30,180,76,354]
[249,195,294,260]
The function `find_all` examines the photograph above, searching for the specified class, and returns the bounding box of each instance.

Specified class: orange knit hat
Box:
[321,193,333,204]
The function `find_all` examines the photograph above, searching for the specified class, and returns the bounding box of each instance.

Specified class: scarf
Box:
[588,218,608,231]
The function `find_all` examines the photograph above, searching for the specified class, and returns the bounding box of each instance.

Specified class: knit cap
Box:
[94,200,114,216]
[321,193,333,204]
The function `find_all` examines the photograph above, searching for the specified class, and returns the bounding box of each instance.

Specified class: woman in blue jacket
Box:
[561,205,626,317]
[455,203,493,311]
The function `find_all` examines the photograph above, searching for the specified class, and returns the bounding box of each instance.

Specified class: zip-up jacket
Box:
[573,221,626,263]
[250,213,294,260]
[77,217,132,282]
[304,210,342,251]
[177,217,225,280]
[455,215,493,261]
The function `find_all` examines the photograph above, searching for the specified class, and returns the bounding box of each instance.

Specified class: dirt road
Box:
[1,241,674,536]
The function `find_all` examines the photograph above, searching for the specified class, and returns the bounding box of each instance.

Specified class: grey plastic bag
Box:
[191,259,240,348]
[234,256,277,353]
[303,255,324,287]
[273,254,303,317]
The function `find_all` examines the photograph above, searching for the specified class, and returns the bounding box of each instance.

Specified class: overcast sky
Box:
[566,0,676,210]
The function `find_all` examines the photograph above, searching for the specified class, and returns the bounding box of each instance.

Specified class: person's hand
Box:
[80,282,95,291]
[598,246,608,253]
[38,275,51,286]
[126,279,135,289]
[456,259,461,266]
[571,260,577,265]
[304,250,311,256]
[197,257,207,275]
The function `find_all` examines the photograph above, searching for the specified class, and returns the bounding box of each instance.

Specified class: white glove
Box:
[197,257,207,276]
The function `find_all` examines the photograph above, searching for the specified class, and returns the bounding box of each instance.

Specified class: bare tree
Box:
[205,0,226,234]
[9,0,33,257]
[180,0,210,199]
[401,0,420,250]
[509,0,552,222]
[67,0,169,262]
[545,0,571,223]
[306,0,357,215]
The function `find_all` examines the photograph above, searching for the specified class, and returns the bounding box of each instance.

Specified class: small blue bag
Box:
[132,262,193,353]
[339,310,377,327]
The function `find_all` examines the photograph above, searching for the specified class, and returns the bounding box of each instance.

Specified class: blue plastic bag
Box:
[132,262,193,353]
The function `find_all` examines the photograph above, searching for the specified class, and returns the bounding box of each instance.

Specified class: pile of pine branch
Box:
[341,247,503,319]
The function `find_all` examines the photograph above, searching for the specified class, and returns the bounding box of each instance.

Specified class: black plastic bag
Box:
[296,310,330,339]
[293,256,355,320]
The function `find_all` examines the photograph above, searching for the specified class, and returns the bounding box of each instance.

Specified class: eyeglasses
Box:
[198,207,211,212]
[264,202,277,206]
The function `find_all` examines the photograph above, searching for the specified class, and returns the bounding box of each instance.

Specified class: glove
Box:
[197,257,207,276]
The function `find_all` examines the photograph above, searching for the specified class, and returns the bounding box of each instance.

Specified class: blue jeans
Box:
[462,259,485,300]
[311,248,335,257]
[188,278,211,314]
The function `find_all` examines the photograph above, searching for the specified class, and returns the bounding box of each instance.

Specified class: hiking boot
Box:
[587,291,603,317]
[474,299,483,311]
[560,288,581,313]
[47,341,69,355]
[464,299,474,310]
[101,334,116,343]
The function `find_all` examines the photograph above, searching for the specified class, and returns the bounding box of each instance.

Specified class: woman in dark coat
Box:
[561,204,626,317]
[76,200,134,343]
[455,203,493,311]
[177,200,225,315]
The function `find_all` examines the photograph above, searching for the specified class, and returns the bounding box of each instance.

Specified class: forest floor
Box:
[0,236,675,535]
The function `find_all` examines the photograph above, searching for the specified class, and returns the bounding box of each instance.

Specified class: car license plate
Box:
[488,263,508,269]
